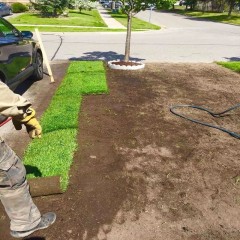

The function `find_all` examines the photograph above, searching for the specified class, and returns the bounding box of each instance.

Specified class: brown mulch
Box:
[1,62,240,240]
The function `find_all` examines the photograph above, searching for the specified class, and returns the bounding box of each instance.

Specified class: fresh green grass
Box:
[168,8,240,25]
[9,10,107,27]
[217,61,240,72]
[23,61,108,190]
[110,12,160,30]
[10,10,154,32]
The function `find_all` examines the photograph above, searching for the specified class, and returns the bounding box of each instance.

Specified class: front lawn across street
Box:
[110,12,160,30]
[182,11,240,25]
[1,61,240,239]
[169,7,240,25]
[9,10,107,27]
[9,10,160,32]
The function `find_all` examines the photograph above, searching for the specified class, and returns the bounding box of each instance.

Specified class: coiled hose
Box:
[170,103,240,139]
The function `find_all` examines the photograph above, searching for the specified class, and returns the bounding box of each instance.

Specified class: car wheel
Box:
[32,52,43,80]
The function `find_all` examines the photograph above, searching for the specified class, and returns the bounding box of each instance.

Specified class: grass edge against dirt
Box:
[23,60,108,191]
[216,61,240,72]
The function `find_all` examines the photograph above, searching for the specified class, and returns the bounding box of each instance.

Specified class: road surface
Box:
[38,11,240,63]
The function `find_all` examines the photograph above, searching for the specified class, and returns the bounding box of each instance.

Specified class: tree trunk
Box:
[124,12,132,62]
[228,2,235,16]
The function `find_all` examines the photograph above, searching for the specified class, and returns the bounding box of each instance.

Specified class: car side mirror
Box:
[21,31,33,39]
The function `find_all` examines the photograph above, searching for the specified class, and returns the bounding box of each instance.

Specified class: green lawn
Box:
[10,9,159,31]
[9,10,107,27]
[217,61,240,72]
[168,7,240,25]
[110,12,160,30]
[24,61,108,190]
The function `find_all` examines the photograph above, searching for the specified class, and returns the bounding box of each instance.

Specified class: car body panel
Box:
[0,17,43,125]
[0,17,42,90]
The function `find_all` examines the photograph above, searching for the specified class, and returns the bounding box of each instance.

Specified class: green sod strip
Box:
[23,61,108,191]
[217,61,240,73]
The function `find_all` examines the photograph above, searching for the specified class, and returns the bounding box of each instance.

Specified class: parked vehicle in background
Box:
[0,17,43,125]
[102,0,122,9]
[179,0,186,5]
[102,0,111,8]
[0,2,12,17]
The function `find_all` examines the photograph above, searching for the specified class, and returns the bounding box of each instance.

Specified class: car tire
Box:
[32,51,43,80]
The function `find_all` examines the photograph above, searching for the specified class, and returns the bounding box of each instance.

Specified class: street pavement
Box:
[38,10,240,63]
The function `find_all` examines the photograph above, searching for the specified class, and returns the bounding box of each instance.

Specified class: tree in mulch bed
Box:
[23,61,108,191]
[108,0,164,69]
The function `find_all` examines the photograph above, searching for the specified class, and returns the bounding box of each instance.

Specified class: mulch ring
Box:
[1,62,240,240]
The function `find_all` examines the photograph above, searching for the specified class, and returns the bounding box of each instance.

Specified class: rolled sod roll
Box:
[28,176,63,197]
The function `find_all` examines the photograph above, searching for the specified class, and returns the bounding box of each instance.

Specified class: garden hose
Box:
[170,103,240,139]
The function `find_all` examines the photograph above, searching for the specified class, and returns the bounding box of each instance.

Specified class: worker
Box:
[0,81,56,238]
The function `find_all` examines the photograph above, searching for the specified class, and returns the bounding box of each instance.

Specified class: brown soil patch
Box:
[1,63,240,240]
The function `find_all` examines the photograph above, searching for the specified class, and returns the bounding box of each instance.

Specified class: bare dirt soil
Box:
[1,62,240,240]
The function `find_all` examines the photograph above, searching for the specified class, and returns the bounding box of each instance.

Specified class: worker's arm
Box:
[0,81,42,138]
[0,81,31,118]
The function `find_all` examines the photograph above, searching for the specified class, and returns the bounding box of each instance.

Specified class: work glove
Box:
[12,108,42,139]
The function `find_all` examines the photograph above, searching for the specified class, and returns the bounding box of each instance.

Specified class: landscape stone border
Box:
[108,60,145,70]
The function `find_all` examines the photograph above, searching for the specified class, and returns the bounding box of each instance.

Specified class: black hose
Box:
[170,103,240,139]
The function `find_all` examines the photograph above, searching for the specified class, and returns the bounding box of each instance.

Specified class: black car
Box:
[0,17,43,124]
[0,17,43,90]
[0,2,12,17]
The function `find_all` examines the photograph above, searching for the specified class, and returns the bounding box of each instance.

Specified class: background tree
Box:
[185,0,198,9]
[227,0,240,15]
[74,0,98,12]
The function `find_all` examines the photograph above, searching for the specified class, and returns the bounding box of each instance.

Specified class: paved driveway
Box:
[40,11,240,63]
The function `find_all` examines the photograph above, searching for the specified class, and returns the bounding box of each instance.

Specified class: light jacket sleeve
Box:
[0,81,31,117]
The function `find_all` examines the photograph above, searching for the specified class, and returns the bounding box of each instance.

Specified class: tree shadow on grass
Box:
[69,51,145,61]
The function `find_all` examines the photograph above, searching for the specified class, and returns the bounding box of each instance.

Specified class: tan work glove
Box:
[12,108,42,139]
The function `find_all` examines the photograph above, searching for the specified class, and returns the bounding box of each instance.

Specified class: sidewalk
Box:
[97,6,126,29]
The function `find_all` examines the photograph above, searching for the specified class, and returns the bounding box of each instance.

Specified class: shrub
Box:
[11,2,28,13]
[30,0,68,17]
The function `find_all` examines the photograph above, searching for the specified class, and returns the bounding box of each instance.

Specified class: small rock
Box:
[67,229,73,234]
[129,210,139,222]
[102,224,112,233]
[89,237,98,240]
[90,155,97,159]
[97,227,107,240]
[114,210,125,224]
[161,204,169,213]
[82,230,88,240]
